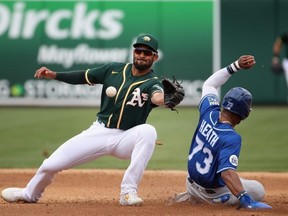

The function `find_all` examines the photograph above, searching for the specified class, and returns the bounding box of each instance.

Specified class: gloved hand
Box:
[237,191,272,210]
[161,76,185,112]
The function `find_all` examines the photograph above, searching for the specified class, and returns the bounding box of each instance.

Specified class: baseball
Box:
[106,86,117,97]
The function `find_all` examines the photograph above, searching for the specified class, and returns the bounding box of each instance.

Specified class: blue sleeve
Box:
[199,94,220,116]
[217,134,242,173]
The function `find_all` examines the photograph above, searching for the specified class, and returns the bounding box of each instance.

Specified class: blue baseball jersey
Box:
[187,94,242,188]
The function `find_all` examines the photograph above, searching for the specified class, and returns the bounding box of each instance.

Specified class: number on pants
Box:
[188,135,213,174]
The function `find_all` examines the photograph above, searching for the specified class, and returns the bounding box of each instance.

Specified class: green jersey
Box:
[85,62,163,130]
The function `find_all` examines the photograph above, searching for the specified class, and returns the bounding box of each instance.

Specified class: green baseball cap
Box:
[133,34,158,53]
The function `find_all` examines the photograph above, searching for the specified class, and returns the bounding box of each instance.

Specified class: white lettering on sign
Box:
[0,79,202,107]
[0,2,124,39]
[37,44,129,68]
[0,80,10,97]
[24,80,102,98]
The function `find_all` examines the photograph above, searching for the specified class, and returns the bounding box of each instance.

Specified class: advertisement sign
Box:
[0,0,213,106]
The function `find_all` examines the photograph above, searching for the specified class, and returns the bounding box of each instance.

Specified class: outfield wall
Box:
[0,0,213,106]
[221,0,288,104]
[0,0,287,106]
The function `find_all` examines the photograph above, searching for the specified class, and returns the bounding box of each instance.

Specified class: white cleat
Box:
[119,191,144,206]
[1,188,26,203]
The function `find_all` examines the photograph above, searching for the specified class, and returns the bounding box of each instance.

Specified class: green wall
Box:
[221,0,288,103]
[1,0,287,105]
[0,0,213,106]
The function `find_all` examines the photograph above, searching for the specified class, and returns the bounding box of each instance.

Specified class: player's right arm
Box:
[221,169,244,196]
[34,67,57,79]
[222,169,271,209]
[34,67,87,84]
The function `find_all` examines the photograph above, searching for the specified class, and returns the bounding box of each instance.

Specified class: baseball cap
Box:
[133,34,158,53]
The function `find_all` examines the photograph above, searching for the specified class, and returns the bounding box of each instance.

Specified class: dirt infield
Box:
[0,169,287,216]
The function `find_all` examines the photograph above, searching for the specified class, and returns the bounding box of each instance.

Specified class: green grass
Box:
[0,106,287,171]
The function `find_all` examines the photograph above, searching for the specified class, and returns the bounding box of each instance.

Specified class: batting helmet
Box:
[221,87,252,120]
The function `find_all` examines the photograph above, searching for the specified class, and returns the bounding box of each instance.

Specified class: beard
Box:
[133,58,153,71]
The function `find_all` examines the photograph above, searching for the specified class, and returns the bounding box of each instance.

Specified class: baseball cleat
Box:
[119,191,144,206]
[1,188,26,203]
[167,191,192,205]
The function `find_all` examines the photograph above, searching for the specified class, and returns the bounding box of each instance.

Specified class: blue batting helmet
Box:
[221,87,252,120]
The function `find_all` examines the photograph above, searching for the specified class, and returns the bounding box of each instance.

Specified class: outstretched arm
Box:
[34,67,57,79]
[34,67,87,84]
[201,55,256,98]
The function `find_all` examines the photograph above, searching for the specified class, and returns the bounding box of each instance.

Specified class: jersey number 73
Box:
[188,135,213,175]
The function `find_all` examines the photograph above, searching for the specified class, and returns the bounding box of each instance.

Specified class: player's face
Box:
[133,46,158,71]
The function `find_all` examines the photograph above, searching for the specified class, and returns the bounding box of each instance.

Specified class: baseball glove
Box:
[161,76,185,112]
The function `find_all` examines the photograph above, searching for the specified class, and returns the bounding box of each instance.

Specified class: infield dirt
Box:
[0,169,287,216]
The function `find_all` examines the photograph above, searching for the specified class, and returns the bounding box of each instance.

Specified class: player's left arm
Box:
[202,55,255,99]
[150,81,165,106]
[151,91,165,106]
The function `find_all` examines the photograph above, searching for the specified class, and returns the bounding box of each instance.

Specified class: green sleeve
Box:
[55,70,87,84]
[87,63,122,84]
[150,79,164,95]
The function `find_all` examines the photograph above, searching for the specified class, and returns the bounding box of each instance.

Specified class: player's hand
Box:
[272,56,280,65]
[238,55,256,69]
[271,56,283,74]
[237,193,272,210]
[34,67,56,79]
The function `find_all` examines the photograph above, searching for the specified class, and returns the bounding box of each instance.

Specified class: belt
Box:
[188,177,194,184]
[188,177,216,194]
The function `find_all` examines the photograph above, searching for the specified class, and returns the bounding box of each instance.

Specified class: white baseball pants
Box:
[22,121,157,202]
[185,176,265,205]
[282,58,288,87]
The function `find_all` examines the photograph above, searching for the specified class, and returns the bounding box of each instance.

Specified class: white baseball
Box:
[106,86,117,97]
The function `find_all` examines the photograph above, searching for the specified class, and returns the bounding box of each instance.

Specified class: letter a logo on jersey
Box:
[126,88,148,107]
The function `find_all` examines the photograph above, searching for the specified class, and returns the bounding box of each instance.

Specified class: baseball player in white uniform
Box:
[1,34,184,206]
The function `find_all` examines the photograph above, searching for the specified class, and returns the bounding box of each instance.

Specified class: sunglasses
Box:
[134,48,156,56]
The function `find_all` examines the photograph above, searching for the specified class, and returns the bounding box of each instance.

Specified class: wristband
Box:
[236,190,247,200]
[227,60,241,74]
